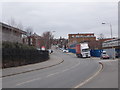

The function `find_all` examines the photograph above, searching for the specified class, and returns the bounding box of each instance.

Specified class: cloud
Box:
[2,2,118,38]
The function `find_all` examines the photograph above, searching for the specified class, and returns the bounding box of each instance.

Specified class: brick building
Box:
[68,33,96,45]
[23,33,42,49]
[53,37,68,49]
[88,38,114,49]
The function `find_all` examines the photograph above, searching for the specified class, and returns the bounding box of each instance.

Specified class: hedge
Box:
[2,48,49,68]
[2,42,49,68]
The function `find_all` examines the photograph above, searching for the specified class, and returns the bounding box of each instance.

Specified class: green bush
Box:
[2,41,49,68]
[2,48,49,68]
[2,41,35,49]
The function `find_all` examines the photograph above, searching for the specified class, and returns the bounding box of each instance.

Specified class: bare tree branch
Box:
[25,26,33,36]
[41,31,54,49]
[17,22,24,30]
[8,17,17,27]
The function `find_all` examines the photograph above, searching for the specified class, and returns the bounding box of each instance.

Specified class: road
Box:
[81,60,118,88]
[2,49,100,88]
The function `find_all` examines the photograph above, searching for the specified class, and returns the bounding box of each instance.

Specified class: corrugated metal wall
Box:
[104,48,116,59]
[68,49,76,53]
[90,49,103,57]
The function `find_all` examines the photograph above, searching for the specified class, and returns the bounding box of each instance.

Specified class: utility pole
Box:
[102,22,113,38]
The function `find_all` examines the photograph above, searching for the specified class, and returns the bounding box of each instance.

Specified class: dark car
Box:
[48,49,53,54]
[100,51,109,59]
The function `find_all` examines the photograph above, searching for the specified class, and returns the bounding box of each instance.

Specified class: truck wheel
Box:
[80,54,82,58]
[76,54,80,58]
[78,55,80,58]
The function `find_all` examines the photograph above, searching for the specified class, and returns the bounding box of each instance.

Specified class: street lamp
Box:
[102,22,115,59]
[102,22,113,38]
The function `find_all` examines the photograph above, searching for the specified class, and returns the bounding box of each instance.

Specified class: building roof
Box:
[68,33,94,35]
[102,38,120,48]
[0,22,27,34]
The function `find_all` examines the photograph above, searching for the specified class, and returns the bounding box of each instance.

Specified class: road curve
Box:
[2,49,100,88]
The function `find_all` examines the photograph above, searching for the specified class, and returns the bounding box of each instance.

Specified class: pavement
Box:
[1,53,64,78]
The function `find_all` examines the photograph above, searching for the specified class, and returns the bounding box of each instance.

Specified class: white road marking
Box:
[73,64,103,88]
[62,69,70,72]
[46,61,81,78]
[16,77,42,86]
[16,61,81,87]
[46,72,60,77]
[70,61,81,69]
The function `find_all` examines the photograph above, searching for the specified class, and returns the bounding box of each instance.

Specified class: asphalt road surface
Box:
[81,60,118,88]
[2,49,100,88]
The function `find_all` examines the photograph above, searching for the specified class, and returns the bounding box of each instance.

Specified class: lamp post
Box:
[102,22,113,38]
[102,22,115,59]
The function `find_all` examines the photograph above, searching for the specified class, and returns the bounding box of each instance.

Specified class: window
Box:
[71,35,74,38]
[82,49,89,52]
[76,35,79,38]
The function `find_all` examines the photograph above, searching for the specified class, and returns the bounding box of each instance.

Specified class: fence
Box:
[90,49,103,57]
[2,48,49,68]
[103,48,115,59]
[68,49,76,53]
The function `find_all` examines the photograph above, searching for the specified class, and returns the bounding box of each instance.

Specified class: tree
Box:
[25,26,33,36]
[41,31,54,49]
[7,18,24,31]
[17,22,24,30]
[7,17,17,27]
[24,27,33,46]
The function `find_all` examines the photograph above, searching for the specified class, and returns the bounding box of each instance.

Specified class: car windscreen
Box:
[102,52,106,54]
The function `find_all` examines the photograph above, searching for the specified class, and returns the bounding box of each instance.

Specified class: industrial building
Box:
[102,39,120,58]
[68,33,96,45]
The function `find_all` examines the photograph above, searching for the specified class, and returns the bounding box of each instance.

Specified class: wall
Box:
[104,48,116,59]
[2,27,23,43]
[90,49,103,57]
[68,33,96,45]
[68,49,76,53]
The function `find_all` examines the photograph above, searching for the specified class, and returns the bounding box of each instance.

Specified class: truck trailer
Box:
[76,43,91,58]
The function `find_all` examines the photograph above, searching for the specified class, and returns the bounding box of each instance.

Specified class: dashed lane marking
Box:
[16,77,42,86]
[73,62,103,89]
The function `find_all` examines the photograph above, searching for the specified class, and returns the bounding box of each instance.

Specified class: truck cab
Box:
[81,48,91,58]
[76,43,91,58]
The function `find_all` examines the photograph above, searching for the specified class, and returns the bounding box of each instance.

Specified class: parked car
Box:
[48,49,53,54]
[62,49,69,53]
[100,51,109,59]
[59,48,62,50]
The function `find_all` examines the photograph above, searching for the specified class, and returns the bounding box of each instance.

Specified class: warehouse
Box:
[102,39,120,58]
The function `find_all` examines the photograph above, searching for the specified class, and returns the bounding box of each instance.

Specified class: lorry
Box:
[76,43,91,58]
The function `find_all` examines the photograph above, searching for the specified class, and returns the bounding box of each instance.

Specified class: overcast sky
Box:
[2,1,118,39]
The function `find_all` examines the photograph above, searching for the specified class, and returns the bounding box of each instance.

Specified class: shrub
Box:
[2,41,35,49]
[2,41,49,68]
